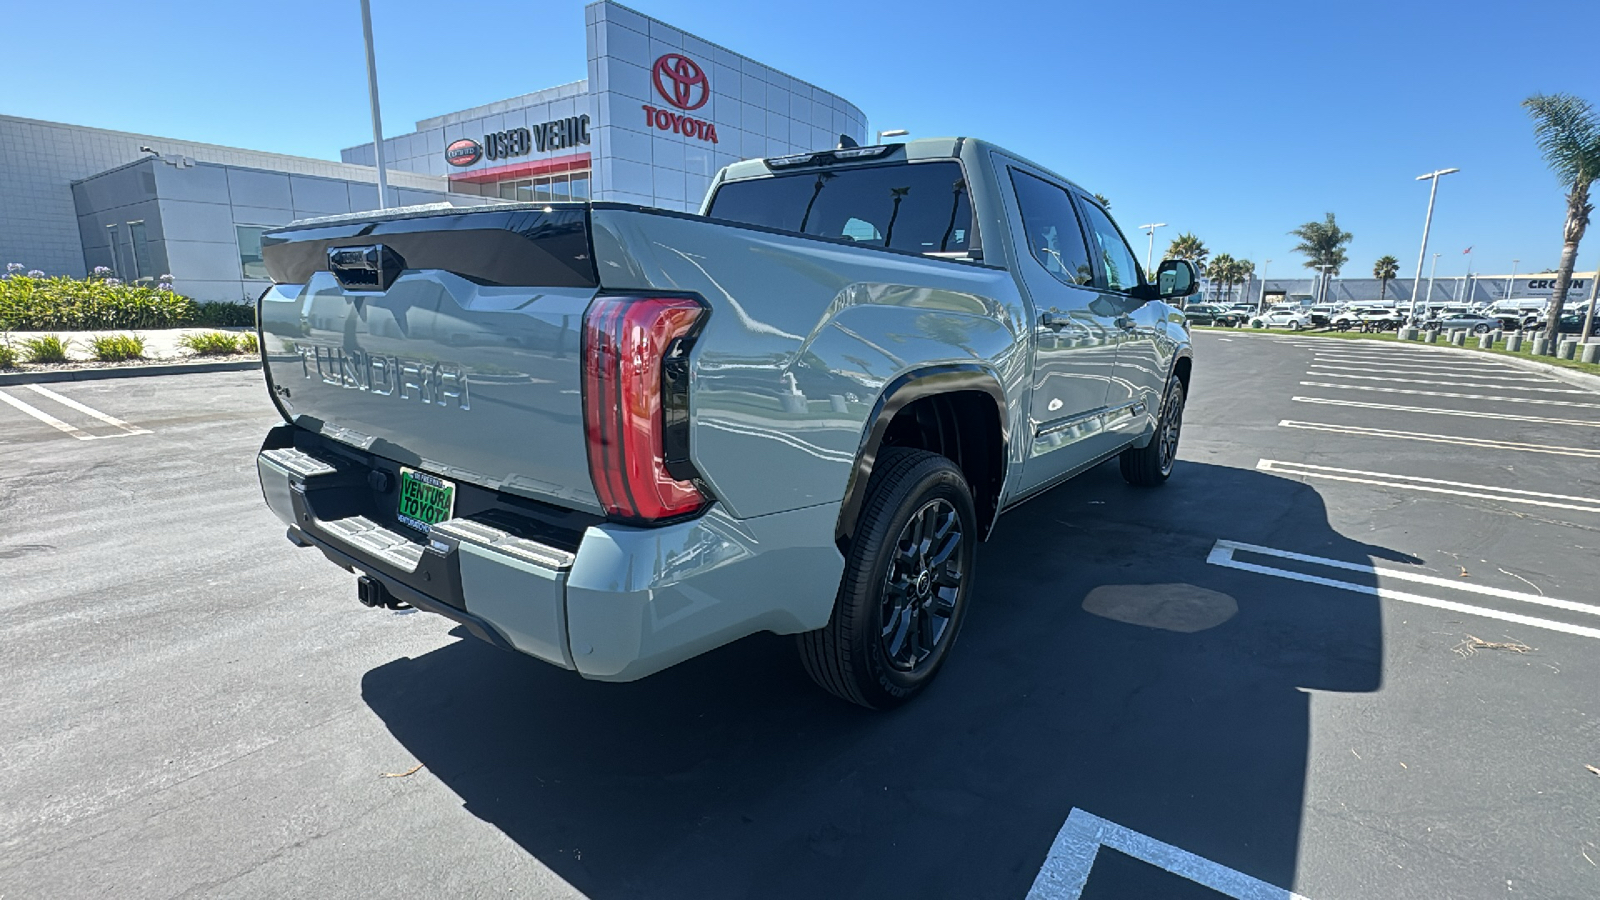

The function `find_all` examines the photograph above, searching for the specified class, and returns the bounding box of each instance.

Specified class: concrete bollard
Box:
[1560,339,1578,360]
[1506,333,1523,352]
[1450,330,1466,346]
[1426,330,1440,344]
[1399,326,1419,341]
[1478,333,1496,350]
[1532,337,1550,356]
[1581,342,1600,364]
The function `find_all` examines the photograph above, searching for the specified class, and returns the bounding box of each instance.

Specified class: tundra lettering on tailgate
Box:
[295,343,470,410]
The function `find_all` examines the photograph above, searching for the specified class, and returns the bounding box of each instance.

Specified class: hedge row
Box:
[0,274,256,331]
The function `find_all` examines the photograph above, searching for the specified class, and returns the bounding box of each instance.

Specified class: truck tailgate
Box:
[259,206,603,513]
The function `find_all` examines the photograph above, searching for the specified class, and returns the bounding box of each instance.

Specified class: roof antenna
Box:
[836,134,859,150]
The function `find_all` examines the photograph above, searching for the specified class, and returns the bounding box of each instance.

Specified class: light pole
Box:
[1138,223,1167,274]
[1507,259,1519,302]
[1408,167,1460,321]
[1426,252,1441,307]
[1581,262,1599,342]
[1258,259,1271,314]
[360,0,391,209]
[877,129,909,142]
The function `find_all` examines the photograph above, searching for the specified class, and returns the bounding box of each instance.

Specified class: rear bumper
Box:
[257,431,844,682]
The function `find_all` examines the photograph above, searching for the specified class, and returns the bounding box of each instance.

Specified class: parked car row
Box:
[1192,302,1599,337]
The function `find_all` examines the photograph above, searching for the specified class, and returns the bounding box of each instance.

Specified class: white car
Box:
[1250,308,1307,330]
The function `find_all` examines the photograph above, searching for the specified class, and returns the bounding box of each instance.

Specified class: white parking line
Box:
[1310,351,1520,367]
[1207,539,1600,641]
[1292,395,1600,428]
[1307,362,1548,379]
[24,385,151,436]
[1302,372,1586,393]
[1277,420,1600,458]
[1257,458,1600,514]
[1027,807,1310,900]
[1298,381,1600,409]
[0,387,151,441]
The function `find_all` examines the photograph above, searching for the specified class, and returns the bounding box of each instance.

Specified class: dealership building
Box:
[0,1,867,303]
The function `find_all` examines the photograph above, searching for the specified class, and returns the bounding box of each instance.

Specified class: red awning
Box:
[448,152,591,184]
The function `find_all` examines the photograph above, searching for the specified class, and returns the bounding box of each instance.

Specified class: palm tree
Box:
[1093,193,1112,209]
[1373,255,1400,302]
[1522,92,1600,348]
[1289,213,1354,276]
[1165,232,1209,268]
[1207,253,1236,303]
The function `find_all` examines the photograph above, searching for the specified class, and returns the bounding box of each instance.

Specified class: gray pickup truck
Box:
[254,137,1197,708]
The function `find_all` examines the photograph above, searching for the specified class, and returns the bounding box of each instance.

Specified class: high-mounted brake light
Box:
[582,296,709,522]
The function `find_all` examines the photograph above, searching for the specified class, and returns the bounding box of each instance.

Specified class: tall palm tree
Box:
[1290,213,1354,304]
[1373,255,1400,302]
[1523,92,1600,347]
[1208,253,1236,303]
[1165,232,1209,268]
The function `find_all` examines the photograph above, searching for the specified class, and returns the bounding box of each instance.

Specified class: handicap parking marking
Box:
[1291,395,1600,428]
[1257,459,1600,514]
[1278,420,1600,458]
[1027,807,1310,900]
[0,385,152,441]
[1207,539,1600,642]
[1299,371,1587,393]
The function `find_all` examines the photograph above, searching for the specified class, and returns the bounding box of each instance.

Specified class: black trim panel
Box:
[836,364,1009,548]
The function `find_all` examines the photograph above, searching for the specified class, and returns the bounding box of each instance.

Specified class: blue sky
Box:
[5,0,1595,281]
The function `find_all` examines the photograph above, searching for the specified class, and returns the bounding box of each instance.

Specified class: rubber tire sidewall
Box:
[801,448,977,709]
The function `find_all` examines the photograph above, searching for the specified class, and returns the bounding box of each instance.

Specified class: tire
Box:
[1120,378,1185,487]
[798,448,977,709]
[1289,320,1302,331]
[1472,323,1490,335]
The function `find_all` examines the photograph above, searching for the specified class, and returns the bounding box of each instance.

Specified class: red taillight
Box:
[583,296,708,522]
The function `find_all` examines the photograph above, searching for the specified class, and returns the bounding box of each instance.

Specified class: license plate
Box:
[397,467,456,533]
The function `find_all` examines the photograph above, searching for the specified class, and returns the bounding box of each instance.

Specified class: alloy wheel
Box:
[879,498,964,671]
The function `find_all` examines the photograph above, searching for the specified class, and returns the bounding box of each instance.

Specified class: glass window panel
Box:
[128,220,153,282]
[104,224,121,277]
[548,174,570,201]
[499,181,517,200]
[236,225,269,280]
[569,174,590,199]
[706,161,971,254]
[1009,170,1094,286]
[533,177,553,203]
[1078,202,1144,292]
[515,180,535,202]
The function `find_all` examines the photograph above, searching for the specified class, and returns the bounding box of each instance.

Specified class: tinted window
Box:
[1010,169,1093,286]
[706,161,972,255]
[1078,201,1143,291]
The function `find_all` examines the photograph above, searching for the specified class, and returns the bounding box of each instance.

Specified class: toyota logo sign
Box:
[445,138,483,167]
[652,53,709,111]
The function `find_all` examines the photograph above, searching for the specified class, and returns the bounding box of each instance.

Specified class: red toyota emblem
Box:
[652,54,709,111]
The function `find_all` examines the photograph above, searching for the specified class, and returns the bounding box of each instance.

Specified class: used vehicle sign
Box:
[397,467,456,533]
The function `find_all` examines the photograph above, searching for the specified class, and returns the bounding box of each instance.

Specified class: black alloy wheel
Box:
[1119,377,1185,486]
[878,498,964,671]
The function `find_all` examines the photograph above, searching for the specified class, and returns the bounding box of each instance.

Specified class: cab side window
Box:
[1010,169,1093,287]
[1078,200,1143,292]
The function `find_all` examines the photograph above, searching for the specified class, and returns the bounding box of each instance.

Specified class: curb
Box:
[1199,329,1600,394]
[0,358,261,386]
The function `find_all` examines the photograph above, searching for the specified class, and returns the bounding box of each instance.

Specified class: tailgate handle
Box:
[327,244,405,292]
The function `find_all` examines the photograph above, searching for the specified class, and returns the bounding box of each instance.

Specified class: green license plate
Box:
[397,467,456,533]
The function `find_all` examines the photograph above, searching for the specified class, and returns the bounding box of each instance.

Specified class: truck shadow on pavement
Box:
[362,460,1401,899]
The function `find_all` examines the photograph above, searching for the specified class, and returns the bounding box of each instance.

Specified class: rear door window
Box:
[706,161,972,255]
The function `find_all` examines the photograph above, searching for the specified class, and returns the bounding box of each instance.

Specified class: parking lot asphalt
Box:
[2,334,1598,899]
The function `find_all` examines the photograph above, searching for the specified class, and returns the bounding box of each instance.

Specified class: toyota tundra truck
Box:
[254,137,1197,708]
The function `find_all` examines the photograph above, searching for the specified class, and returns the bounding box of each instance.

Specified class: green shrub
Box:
[179,331,244,356]
[0,343,16,369]
[238,332,259,354]
[0,272,196,330]
[193,301,256,328]
[90,333,146,362]
[21,334,71,363]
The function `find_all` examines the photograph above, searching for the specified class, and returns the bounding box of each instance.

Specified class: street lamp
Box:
[1426,252,1441,307]
[1258,259,1271,314]
[1408,167,1460,321]
[360,0,392,209]
[1506,259,1519,301]
[1138,223,1166,273]
[877,129,909,142]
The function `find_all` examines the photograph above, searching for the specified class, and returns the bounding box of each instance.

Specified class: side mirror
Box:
[1156,259,1200,299]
